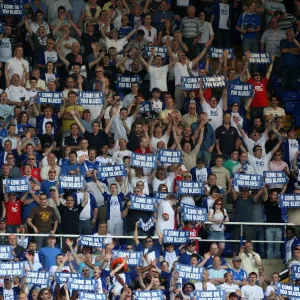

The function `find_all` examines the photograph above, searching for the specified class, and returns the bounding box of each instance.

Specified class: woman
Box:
[208,200,229,251]
[37,287,52,300]
[81,0,101,32]
[59,145,71,166]
[268,149,289,193]
[16,112,31,135]
[198,11,214,52]
[158,19,174,45]
[202,185,220,212]
[44,61,60,88]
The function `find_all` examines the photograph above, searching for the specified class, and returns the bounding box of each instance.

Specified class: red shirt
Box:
[5,200,22,225]
[134,148,152,154]
[248,77,269,108]
[183,225,201,251]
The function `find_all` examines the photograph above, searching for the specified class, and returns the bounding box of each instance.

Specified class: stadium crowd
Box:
[0,0,300,298]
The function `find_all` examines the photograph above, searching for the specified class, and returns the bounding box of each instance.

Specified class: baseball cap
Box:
[49,186,57,191]
[232,256,242,262]
[187,240,196,246]
[48,234,56,239]
[183,173,192,179]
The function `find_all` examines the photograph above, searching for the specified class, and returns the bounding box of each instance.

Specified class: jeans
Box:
[252,226,265,259]
[34,232,50,250]
[242,38,259,73]
[216,28,231,48]
[79,219,94,235]
[208,231,225,241]
[197,150,212,167]
[175,86,185,113]
[232,225,253,254]
[266,227,282,259]
[6,225,19,233]
[281,66,299,91]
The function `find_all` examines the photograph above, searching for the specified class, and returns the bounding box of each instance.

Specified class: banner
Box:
[182,204,207,222]
[98,164,127,180]
[130,153,157,169]
[202,76,226,89]
[6,178,29,193]
[163,229,190,244]
[140,101,151,114]
[208,48,234,60]
[26,271,50,286]
[291,265,300,280]
[0,3,23,16]
[228,83,253,97]
[276,283,300,298]
[112,250,142,266]
[234,173,263,189]
[279,194,300,208]
[0,262,25,276]
[79,292,106,300]
[157,149,182,164]
[250,53,272,64]
[78,236,104,248]
[116,76,140,89]
[144,46,167,59]
[181,77,202,90]
[263,171,288,185]
[36,92,62,104]
[136,290,163,300]
[68,278,97,291]
[139,217,155,232]
[192,290,225,300]
[176,264,203,281]
[130,195,157,212]
[78,91,104,105]
[0,23,5,34]
[59,175,84,190]
[177,181,203,195]
[0,246,12,260]
[55,272,81,284]
[155,192,168,200]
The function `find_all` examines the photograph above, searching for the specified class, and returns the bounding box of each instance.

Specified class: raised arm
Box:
[69,110,86,133]
[192,44,209,67]
[139,55,150,71]
[266,56,275,79]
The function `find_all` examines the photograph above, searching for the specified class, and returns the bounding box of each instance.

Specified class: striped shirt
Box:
[181,17,201,38]
[278,13,298,32]
[260,29,286,57]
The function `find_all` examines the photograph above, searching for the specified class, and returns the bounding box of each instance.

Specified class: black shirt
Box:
[234,197,254,222]
[57,202,84,234]
[127,131,141,152]
[264,200,283,223]
[40,133,55,149]
[64,135,82,147]
[83,130,108,155]
[215,125,239,156]
[82,32,101,58]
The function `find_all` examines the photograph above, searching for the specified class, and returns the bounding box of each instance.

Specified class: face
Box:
[209,97,217,108]
[187,6,196,18]
[145,238,153,248]
[71,125,79,135]
[135,124,143,135]
[69,152,77,163]
[92,122,100,133]
[110,184,118,195]
[233,260,241,268]
[249,274,257,283]
[46,39,55,50]
[96,68,104,77]
[48,169,56,180]
[254,147,262,158]
[154,56,162,67]
[15,47,23,58]
[12,74,20,86]
[213,257,221,268]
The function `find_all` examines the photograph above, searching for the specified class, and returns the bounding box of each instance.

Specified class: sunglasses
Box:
[145,240,152,243]
[253,73,260,77]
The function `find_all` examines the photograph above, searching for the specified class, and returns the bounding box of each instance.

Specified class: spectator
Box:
[220,272,242,298]
[39,235,62,271]
[241,272,264,300]
[239,241,262,277]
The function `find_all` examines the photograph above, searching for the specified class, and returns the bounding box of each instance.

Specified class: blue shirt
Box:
[60,162,81,176]
[237,13,260,39]
[203,255,228,269]
[280,39,300,67]
[103,192,124,220]
[40,180,63,197]
[39,246,62,271]
[228,268,248,282]
[80,160,100,182]
[0,286,20,300]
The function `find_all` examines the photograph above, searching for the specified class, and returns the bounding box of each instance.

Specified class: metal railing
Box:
[3,222,295,249]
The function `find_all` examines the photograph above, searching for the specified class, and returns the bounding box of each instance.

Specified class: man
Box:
[286,226,299,261]
[5,74,29,106]
[199,242,228,270]
[274,10,300,32]
[5,45,29,83]
[182,102,198,128]
[195,269,217,290]
[2,153,21,177]
[0,217,8,245]
[265,272,280,297]
[178,240,198,265]
[190,158,212,182]
[123,82,139,108]
[228,257,248,288]
[220,272,242,298]
[180,6,201,59]
[63,124,82,151]
[124,30,148,53]
[139,13,157,44]
[39,235,62,271]
[8,234,25,260]
[26,193,58,249]
[263,95,286,123]
[60,150,80,176]
[208,256,227,289]
[55,25,79,57]
[0,275,25,299]
[264,0,286,24]
[284,129,299,166]
[232,152,255,175]
[236,1,260,54]
[215,113,239,157]
[279,29,300,91]
[211,155,232,194]
[239,241,262,277]
[241,272,264,300]
[40,153,60,180]
[223,150,240,178]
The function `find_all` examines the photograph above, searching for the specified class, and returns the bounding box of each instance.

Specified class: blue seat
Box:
[285,101,298,114]
[293,104,300,128]
[283,91,300,102]
[223,231,233,256]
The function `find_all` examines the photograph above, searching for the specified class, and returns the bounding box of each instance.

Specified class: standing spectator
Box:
[26,193,58,249]
[198,12,214,53]
[264,190,284,259]
[39,235,62,271]
[274,10,300,32]
[180,6,201,59]
[157,194,176,233]
[279,29,300,92]
[285,226,298,261]
[211,0,232,48]
[8,234,25,260]
[241,272,264,300]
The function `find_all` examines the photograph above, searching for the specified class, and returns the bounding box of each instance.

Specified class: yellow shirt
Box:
[62,105,83,131]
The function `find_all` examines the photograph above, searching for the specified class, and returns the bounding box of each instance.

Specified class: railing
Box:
[4,222,295,250]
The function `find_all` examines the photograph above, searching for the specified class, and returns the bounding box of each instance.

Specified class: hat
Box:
[232,256,242,262]
[0,217,6,223]
[287,128,295,134]
[183,282,195,290]
[183,173,192,178]
[111,257,128,272]
[83,109,91,114]
[151,87,161,93]
[229,292,238,298]
[187,240,196,246]
[49,186,57,191]
[48,234,56,239]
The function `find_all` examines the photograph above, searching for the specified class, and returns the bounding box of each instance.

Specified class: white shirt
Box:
[174,61,193,86]
[77,150,89,162]
[5,85,29,102]
[96,155,113,166]
[199,21,214,43]
[105,37,128,53]
[289,139,299,163]
[241,285,264,300]
[44,50,58,65]
[219,2,230,29]
[30,21,50,34]
[60,37,79,56]
[195,282,217,290]
[112,116,134,142]
[6,57,29,79]
[220,282,240,293]
[130,175,150,195]
[109,195,121,219]
[139,25,157,43]
[151,133,170,152]
[88,181,108,207]
[247,152,272,175]
[0,37,12,62]
[243,133,267,156]
[157,200,175,233]
[112,149,132,165]
[152,172,175,192]
[148,65,169,92]
[231,112,243,137]
[75,192,93,220]
[201,99,223,131]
